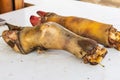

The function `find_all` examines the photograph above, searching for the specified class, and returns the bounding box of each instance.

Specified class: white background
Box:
[0,0,120,80]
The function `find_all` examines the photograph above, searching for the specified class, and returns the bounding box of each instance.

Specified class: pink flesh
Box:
[30,15,40,26]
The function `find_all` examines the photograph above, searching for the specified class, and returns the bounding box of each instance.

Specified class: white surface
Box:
[0,0,120,80]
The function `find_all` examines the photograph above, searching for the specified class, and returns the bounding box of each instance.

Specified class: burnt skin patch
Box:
[7,40,15,48]
[78,39,97,52]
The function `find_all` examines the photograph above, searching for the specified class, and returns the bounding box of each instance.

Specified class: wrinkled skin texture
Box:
[30,10,120,50]
[2,22,107,65]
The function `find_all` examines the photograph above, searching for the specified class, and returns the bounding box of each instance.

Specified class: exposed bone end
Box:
[83,46,107,65]
[109,28,120,50]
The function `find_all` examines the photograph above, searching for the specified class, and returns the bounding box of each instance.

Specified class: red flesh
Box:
[30,11,47,26]
[30,15,40,26]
